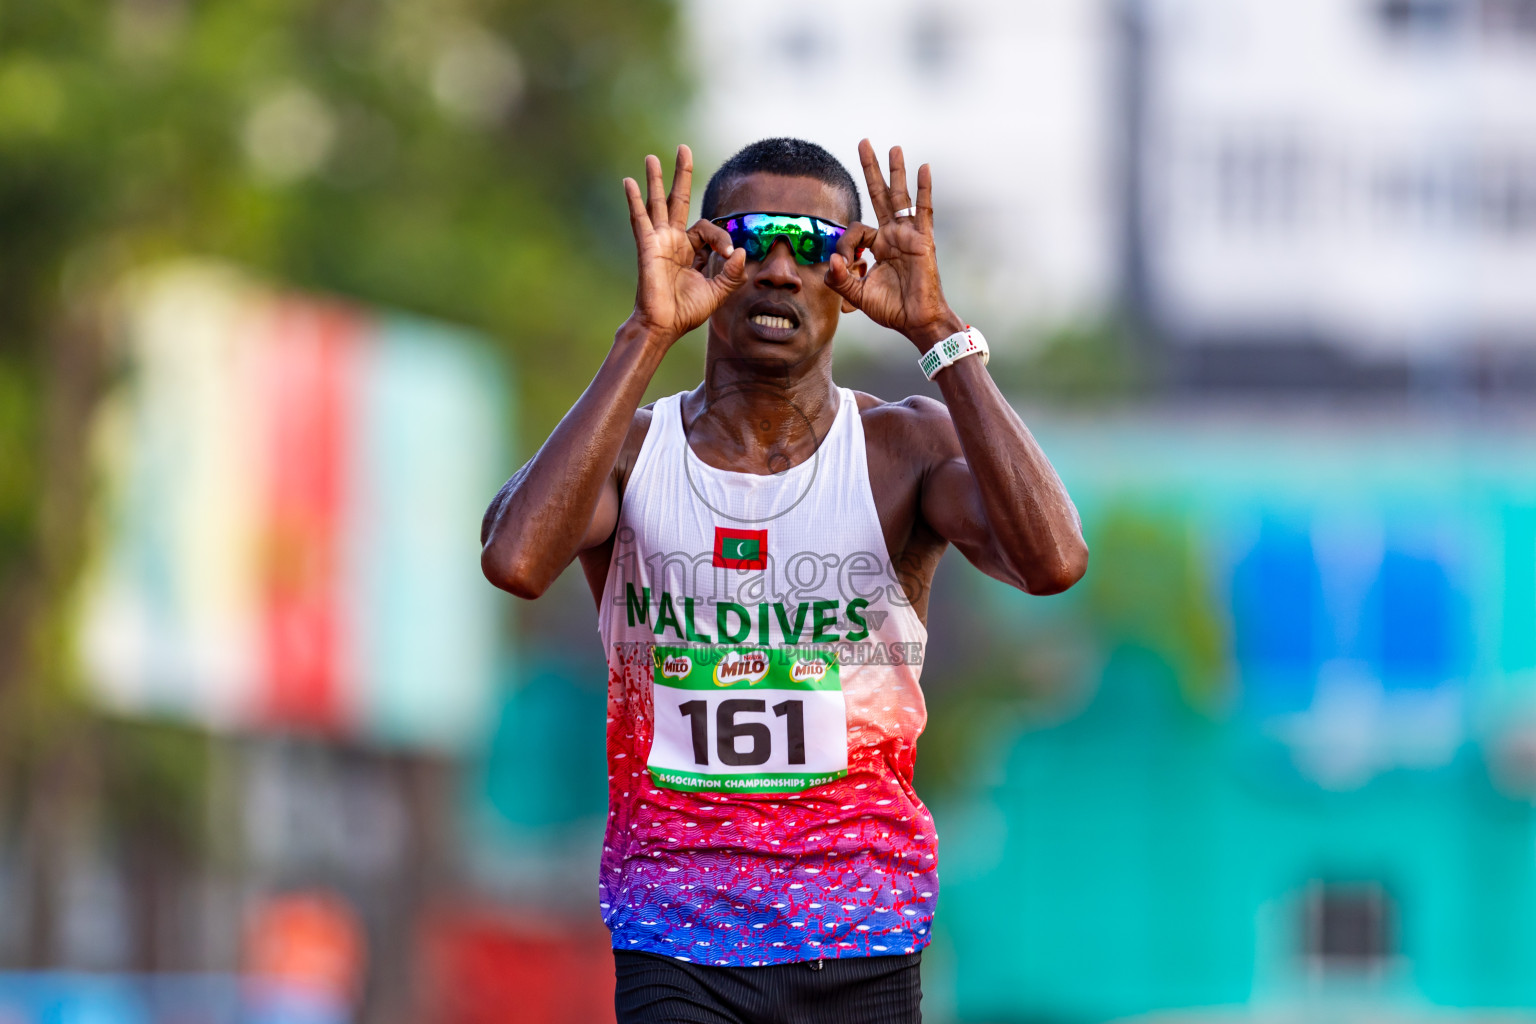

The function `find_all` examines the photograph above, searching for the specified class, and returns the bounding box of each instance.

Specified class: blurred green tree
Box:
[0,0,688,967]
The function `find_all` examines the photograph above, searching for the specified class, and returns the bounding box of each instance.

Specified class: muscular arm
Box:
[480,144,745,598]
[912,344,1087,595]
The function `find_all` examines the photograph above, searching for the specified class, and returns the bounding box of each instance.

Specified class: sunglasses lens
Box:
[721,217,763,259]
[719,214,846,265]
[815,221,846,263]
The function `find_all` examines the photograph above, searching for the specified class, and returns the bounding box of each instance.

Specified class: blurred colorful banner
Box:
[77,264,510,751]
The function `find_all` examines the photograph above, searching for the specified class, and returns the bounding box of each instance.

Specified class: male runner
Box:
[481,138,1087,1023]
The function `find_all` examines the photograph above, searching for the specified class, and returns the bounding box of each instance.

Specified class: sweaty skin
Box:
[481,141,1088,620]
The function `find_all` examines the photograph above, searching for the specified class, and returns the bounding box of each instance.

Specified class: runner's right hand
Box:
[623,145,747,344]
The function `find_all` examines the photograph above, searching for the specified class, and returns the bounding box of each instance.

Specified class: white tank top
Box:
[595,387,937,967]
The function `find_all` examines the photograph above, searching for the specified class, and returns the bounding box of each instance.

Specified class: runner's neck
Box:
[683,361,840,476]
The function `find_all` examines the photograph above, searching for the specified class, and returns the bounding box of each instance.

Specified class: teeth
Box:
[750,314,795,330]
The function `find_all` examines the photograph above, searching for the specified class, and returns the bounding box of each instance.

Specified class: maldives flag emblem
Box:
[713,527,768,570]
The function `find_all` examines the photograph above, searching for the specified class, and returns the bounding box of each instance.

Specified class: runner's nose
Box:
[754,236,801,290]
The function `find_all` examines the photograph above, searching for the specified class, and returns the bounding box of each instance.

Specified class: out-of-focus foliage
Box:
[0,0,687,692]
[999,316,1148,401]
[1082,503,1228,710]
[0,0,686,532]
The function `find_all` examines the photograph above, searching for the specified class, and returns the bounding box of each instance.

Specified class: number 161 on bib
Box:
[646,646,848,794]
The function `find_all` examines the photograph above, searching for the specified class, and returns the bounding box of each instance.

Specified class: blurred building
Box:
[687,0,1536,383]
[682,0,1115,347]
[1130,0,1536,386]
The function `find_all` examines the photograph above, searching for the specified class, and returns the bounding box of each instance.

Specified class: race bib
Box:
[647,645,847,793]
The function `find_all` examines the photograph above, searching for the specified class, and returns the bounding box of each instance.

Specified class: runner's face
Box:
[705,174,856,359]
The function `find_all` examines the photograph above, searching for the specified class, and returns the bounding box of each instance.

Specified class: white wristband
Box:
[918,325,989,380]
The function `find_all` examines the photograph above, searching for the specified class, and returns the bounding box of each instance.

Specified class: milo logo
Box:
[660,654,692,680]
[713,650,769,687]
[789,660,829,684]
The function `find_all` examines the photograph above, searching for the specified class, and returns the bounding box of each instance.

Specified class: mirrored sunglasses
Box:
[710,212,847,265]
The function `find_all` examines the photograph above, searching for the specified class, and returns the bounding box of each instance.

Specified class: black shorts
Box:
[613,949,923,1024]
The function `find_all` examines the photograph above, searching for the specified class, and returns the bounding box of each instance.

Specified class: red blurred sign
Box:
[419,909,614,1024]
[247,890,366,1002]
[258,301,364,732]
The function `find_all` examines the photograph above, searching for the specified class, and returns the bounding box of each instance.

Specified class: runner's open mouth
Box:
[746,304,801,332]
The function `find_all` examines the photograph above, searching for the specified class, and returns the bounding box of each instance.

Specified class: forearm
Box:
[481,319,668,596]
[930,353,1087,593]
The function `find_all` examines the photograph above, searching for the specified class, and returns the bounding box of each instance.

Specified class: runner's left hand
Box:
[826,139,964,350]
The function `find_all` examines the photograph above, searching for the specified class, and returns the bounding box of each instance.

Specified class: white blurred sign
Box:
[1141,0,1536,353]
[683,0,1114,345]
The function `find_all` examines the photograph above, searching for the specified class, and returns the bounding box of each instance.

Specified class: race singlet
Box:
[596,388,937,966]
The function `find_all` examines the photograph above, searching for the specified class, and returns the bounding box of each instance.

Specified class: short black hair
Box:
[701,137,861,225]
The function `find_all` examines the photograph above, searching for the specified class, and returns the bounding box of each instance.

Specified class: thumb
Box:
[826,252,864,307]
[708,248,748,300]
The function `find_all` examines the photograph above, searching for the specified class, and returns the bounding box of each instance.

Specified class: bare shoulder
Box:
[630,402,656,438]
[852,389,961,463]
[615,403,657,491]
